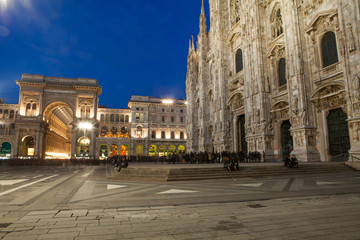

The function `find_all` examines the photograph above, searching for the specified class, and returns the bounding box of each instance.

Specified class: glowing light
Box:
[162,99,174,104]
[45,152,70,159]
[185,101,188,105]
[0,0,7,9]
[79,138,90,145]
[78,122,93,130]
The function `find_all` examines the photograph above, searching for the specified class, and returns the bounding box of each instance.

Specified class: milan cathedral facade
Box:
[186,0,360,162]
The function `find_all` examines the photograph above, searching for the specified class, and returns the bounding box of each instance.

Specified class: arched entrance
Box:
[168,145,176,155]
[0,142,11,158]
[281,120,293,160]
[178,145,185,154]
[110,144,119,156]
[149,145,157,156]
[43,102,74,159]
[327,108,350,161]
[77,137,90,157]
[120,144,129,156]
[21,136,35,156]
[135,144,144,156]
[99,144,108,159]
[159,144,167,156]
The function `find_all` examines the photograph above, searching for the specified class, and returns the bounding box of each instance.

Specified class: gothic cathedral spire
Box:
[199,0,207,36]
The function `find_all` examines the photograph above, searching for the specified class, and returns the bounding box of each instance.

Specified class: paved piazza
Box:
[0,166,359,239]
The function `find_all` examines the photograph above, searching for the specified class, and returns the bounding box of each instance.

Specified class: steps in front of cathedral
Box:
[108,163,356,182]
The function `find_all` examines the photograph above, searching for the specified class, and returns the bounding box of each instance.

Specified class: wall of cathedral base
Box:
[348,119,360,161]
[290,127,320,162]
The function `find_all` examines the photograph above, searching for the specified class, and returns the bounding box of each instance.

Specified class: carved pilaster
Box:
[348,119,360,159]
[290,127,320,162]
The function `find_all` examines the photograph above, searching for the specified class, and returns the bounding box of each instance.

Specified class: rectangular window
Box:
[161,131,165,138]
[171,131,175,139]
[135,113,140,121]
[180,117,184,123]
[152,116,156,122]
[162,116,165,122]
[180,132,184,139]
[171,109,174,112]
[171,116,174,123]
[151,130,156,138]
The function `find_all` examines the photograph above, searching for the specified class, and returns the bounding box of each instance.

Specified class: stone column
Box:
[233,115,238,152]
[35,129,41,158]
[71,129,77,158]
[348,118,360,161]
[13,128,20,158]
[89,128,96,159]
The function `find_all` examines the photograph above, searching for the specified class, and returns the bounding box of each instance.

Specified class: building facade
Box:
[186,0,360,162]
[95,96,187,158]
[0,99,18,158]
[0,75,187,159]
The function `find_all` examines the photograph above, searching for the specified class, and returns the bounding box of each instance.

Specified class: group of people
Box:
[179,151,263,164]
[284,155,299,168]
[104,151,264,165]
[108,155,129,171]
[106,152,300,171]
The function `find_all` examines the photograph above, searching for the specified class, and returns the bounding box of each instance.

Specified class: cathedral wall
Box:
[186,0,360,161]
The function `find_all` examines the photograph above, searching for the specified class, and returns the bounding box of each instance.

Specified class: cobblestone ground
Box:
[1,193,359,240]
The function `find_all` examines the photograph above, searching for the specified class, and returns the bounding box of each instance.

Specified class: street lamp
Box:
[78,122,93,140]
[0,0,8,11]
[78,122,93,132]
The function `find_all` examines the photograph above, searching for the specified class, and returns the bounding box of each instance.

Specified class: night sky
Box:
[0,0,210,108]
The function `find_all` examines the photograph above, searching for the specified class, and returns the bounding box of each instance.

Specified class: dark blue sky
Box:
[0,0,209,108]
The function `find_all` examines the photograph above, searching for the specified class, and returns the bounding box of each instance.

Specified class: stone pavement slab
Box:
[1,193,359,240]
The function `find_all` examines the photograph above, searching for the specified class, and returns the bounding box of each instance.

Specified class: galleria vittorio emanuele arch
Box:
[186,0,360,162]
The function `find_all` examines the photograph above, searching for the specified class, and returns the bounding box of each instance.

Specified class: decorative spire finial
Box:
[201,0,205,15]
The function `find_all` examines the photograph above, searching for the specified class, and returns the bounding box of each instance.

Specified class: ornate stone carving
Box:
[303,0,324,15]
[291,96,299,115]
[306,12,339,46]
[78,98,93,107]
[352,75,360,102]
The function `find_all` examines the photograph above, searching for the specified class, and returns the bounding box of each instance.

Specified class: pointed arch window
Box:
[278,58,287,86]
[271,7,284,39]
[321,31,338,68]
[235,48,243,73]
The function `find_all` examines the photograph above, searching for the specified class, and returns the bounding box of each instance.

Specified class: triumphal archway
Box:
[14,74,102,159]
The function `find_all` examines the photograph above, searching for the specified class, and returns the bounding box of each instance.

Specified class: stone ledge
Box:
[345,162,360,171]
